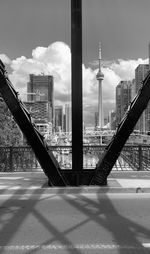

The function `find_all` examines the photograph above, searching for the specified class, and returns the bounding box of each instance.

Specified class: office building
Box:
[109,111,116,130]
[55,106,63,132]
[135,64,149,93]
[65,104,72,133]
[24,101,52,122]
[130,79,136,100]
[135,64,150,132]
[27,74,54,124]
[23,101,52,138]
[34,119,52,138]
[116,80,132,126]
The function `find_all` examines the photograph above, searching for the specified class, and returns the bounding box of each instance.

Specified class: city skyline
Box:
[0,0,150,125]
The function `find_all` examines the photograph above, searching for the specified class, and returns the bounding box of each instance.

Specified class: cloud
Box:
[1,42,148,126]
[8,42,71,102]
[110,58,148,80]
[84,58,148,125]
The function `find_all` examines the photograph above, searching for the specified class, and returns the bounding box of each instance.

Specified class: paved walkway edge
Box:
[0,186,150,194]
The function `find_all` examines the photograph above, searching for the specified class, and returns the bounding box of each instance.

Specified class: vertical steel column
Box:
[71,0,83,173]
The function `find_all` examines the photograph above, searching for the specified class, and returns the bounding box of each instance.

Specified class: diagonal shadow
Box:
[0,187,50,253]
[30,209,82,254]
[25,201,93,254]
[25,190,150,254]
[59,192,150,254]
[0,188,85,254]
[1,183,150,254]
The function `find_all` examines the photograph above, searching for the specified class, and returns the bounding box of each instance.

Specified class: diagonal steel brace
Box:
[91,71,150,185]
[0,60,66,186]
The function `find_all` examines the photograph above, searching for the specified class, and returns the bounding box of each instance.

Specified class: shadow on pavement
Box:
[56,189,150,254]
[25,187,150,254]
[0,187,82,254]
[0,185,150,254]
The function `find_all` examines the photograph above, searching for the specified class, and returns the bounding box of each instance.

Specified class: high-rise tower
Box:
[135,64,149,132]
[27,74,54,125]
[96,42,104,128]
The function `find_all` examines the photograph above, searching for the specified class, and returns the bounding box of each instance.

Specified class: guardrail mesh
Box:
[0,145,149,172]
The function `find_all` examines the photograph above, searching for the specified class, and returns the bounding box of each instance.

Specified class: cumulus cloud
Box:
[90,58,148,102]
[83,58,148,124]
[8,42,71,102]
[0,41,148,125]
[110,58,148,80]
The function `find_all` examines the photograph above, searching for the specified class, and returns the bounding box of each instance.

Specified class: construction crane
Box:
[0,60,67,186]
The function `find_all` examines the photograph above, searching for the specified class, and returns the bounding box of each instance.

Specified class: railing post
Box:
[9,146,13,171]
[138,145,142,171]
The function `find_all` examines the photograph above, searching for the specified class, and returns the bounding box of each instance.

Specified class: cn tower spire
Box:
[99,42,102,63]
[96,42,104,128]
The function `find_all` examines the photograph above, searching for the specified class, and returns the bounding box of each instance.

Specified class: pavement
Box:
[0,171,150,253]
[0,171,150,194]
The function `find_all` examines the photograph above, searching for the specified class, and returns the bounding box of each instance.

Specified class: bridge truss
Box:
[1,0,150,186]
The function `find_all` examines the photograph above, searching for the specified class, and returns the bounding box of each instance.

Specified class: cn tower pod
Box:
[97,42,104,81]
[96,71,104,80]
[0,60,67,186]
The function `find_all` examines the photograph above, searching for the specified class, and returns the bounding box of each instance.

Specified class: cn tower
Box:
[96,42,104,128]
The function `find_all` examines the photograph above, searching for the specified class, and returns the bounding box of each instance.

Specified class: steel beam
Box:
[71,0,83,173]
[0,61,66,186]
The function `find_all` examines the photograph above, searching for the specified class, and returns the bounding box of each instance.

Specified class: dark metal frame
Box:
[0,0,150,186]
[91,72,150,185]
[71,0,83,174]
[0,61,66,186]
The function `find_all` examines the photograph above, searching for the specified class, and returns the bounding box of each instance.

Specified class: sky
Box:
[0,0,150,126]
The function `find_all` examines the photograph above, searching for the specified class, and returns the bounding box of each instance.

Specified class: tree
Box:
[0,98,22,146]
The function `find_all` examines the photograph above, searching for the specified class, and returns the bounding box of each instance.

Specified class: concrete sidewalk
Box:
[0,171,150,194]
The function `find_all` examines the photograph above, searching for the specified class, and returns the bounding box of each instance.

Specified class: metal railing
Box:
[0,145,150,172]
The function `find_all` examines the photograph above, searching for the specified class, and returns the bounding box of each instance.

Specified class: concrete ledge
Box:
[0,172,150,194]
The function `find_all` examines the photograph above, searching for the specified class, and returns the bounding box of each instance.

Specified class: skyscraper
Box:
[24,101,52,122]
[135,64,149,132]
[55,106,63,132]
[135,64,149,93]
[109,110,116,130]
[27,74,54,124]
[96,42,104,128]
[65,104,72,133]
[116,80,132,126]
